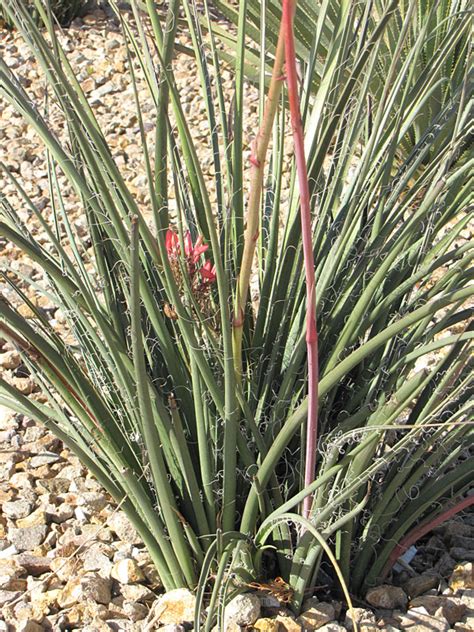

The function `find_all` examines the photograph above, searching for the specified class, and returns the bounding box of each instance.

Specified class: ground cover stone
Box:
[366,585,408,609]
[224,592,261,627]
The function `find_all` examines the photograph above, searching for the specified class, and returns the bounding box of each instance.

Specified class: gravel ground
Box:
[0,5,473,632]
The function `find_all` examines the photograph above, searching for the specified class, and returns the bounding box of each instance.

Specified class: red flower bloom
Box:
[165,229,179,257]
[166,229,209,263]
[200,260,217,283]
[165,228,215,284]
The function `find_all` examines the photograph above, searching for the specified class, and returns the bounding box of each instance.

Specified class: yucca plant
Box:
[0,0,472,625]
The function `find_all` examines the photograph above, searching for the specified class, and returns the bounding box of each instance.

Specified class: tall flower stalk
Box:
[283,0,319,519]
[232,24,285,376]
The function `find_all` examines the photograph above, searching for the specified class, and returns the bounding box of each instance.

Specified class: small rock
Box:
[15,508,47,528]
[0,405,16,430]
[29,453,61,468]
[58,573,112,607]
[81,622,112,632]
[450,535,474,550]
[108,511,141,543]
[78,491,108,513]
[0,590,22,606]
[253,618,280,632]
[1,499,33,519]
[410,596,466,624]
[275,616,302,631]
[113,541,133,561]
[47,502,74,523]
[316,625,346,632]
[106,39,121,51]
[259,592,283,611]
[90,83,116,102]
[0,351,21,369]
[366,584,408,610]
[450,563,474,592]
[106,620,138,631]
[297,602,335,630]
[0,558,25,590]
[460,587,474,613]
[25,591,54,618]
[8,525,48,551]
[11,377,35,394]
[122,600,148,622]
[141,561,162,586]
[153,588,196,625]
[396,607,449,631]
[442,522,473,540]
[345,607,376,630]
[111,558,144,584]
[83,552,113,578]
[436,553,457,576]
[74,506,88,522]
[61,600,108,626]
[82,77,96,93]
[450,547,474,562]
[9,472,34,489]
[59,463,86,481]
[453,616,474,631]
[82,543,114,577]
[120,583,156,603]
[404,574,440,598]
[30,590,60,616]
[36,478,70,494]
[50,557,79,582]
[224,592,261,627]
[0,450,23,465]
[16,622,43,632]
[0,545,17,559]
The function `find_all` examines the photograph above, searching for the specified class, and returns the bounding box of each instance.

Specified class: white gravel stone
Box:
[0,405,16,430]
[0,351,21,369]
[29,453,61,468]
[122,600,148,622]
[345,607,377,630]
[2,499,33,519]
[108,511,141,544]
[224,592,261,627]
[8,525,48,552]
[120,583,156,603]
[77,491,108,513]
[111,558,145,584]
[297,601,336,630]
[153,588,196,625]
[58,573,112,607]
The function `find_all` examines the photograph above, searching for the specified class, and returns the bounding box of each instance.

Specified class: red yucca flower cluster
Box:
[164,228,218,326]
[165,228,216,284]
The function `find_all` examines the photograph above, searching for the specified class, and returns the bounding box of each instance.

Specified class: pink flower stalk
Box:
[283,0,319,520]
